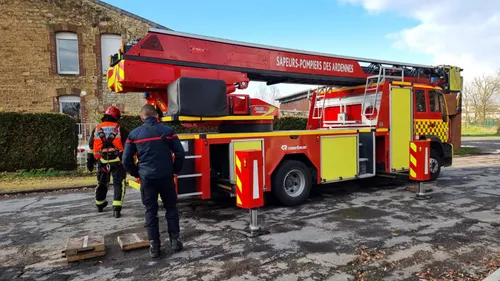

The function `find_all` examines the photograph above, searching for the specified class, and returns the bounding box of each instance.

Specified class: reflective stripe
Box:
[127,134,177,144]
[96,200,106,205]
[127,137,162,143]
[99,157,121,164]
[122,181,126,200]
[112,181,126,207]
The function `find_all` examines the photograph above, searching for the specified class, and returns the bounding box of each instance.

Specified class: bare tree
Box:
[253,83,280,106]
[463,71,500,124]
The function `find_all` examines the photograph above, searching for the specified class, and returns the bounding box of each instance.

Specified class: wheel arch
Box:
[271,153,318,186]
[418,135,444,157]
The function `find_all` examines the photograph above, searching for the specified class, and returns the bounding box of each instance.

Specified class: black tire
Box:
[429,149,441,181]
[271,160,312,206]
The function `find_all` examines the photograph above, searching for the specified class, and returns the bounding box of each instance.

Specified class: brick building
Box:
[276,88,318,116]
[0,0,168,123]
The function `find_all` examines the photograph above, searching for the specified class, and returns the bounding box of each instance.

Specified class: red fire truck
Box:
[107,28,462,206]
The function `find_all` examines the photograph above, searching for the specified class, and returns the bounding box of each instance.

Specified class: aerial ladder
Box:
[106,28,463,206]
[107,28,462,140]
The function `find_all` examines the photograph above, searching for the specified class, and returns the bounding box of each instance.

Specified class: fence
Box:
[76,123,97,168]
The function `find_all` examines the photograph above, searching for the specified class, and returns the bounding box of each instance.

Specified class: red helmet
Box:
[105,106,121,120]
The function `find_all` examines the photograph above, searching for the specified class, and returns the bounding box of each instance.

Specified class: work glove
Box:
[86,155,95,172]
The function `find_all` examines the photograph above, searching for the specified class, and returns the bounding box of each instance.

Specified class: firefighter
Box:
[122,104,185,258]
[86,106,129,218]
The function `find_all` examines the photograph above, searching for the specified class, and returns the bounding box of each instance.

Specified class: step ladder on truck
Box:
[106,28,463,207]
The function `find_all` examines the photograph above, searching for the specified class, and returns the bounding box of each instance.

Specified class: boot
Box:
[149,242,161,258]
[169,232,183,252]
[113,206,121,218]
[96,201,108,212]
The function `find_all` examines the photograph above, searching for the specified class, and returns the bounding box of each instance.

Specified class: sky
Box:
[102,0,500,100]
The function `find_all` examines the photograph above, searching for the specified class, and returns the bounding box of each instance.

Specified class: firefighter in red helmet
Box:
[86,106,129,218]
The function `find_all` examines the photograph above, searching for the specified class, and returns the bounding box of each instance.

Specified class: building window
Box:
[101,34,122,74]
[59,96,81,122]
[415,90,426,112]
[56,32,79,74]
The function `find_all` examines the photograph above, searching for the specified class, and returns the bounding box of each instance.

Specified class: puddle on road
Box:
[297,240,340,253]
[336,206,389,220]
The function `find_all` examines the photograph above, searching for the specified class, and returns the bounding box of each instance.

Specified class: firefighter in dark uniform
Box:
[86,106,129,218]
[122,104,185,258]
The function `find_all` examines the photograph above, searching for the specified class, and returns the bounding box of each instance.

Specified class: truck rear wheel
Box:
[272,160,312,206]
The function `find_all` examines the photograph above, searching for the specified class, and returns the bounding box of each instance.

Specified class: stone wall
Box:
[0,0,158,122]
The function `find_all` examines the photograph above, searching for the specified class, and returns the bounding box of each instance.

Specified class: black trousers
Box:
[140,176,180,244]
[95,162,126,209]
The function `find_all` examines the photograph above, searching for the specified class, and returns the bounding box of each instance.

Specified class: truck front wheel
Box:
[271,160,312,206]
[429,149,441,181]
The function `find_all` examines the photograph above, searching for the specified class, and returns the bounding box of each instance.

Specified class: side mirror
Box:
[456,92,462,114]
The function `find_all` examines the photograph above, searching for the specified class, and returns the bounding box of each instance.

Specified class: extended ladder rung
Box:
[323,120,359,124]
[177,173,202,179]
[185,155,201,159]
[178,192,202,198]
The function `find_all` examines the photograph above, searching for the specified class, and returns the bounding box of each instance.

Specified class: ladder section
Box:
[311,86,375,129]
[311,86,333,121]
[361,66,404,124]
[176,138,203,199]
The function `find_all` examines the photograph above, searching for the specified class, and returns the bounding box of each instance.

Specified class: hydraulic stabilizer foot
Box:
[241,209,270,238]
[415,182,431,200]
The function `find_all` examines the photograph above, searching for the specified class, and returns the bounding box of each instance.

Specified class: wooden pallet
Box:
[62,235,105,262]
[117,232,150,252]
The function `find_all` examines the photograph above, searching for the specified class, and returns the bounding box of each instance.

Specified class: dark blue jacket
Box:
[122,117,185,180]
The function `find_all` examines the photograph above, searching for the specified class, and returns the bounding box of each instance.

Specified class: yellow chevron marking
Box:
[410,142,417,153]
[410,154,417,167]
[107,68,116,90]
[236,176,242,193]
[410,168,416,178]
[235,155,241,173]
[118,67,124,79]
[236,195,242,205]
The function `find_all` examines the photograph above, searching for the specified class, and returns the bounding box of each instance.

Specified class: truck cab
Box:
[413,85,454,179]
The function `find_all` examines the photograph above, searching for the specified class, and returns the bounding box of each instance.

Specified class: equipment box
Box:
[167,77,228,117]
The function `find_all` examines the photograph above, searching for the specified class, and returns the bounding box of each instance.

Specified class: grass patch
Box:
[0,168,93,180]
[0,176,96,193]
[0,168,97,193]
[455,147,481,155]
[462,125,500,136]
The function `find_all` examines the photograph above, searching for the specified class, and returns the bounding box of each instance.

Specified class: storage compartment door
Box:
[230,139,263,183]
[320,135,358,182]
[390,86,413,171]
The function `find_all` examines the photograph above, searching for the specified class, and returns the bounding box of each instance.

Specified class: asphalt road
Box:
[1,154,500,281]
[462,136,500,154]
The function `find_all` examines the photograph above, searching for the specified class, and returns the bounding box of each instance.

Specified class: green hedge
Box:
[0,112,78,172]
[119,116,308,133]
[273,116,307,131]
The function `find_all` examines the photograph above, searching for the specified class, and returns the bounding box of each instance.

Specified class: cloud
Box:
[342,0,500,81]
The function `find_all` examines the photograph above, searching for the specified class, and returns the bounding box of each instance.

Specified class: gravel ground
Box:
[1,154,500,281]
